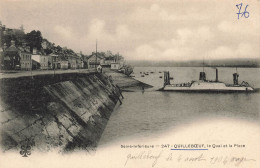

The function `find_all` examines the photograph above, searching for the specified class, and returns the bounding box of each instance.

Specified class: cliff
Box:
[0,72,123,152]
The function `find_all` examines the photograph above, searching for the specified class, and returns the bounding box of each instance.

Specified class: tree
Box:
[25,30,43,52]
[2,29,25,47]
[106,50,113,57]
[44,48,53,55]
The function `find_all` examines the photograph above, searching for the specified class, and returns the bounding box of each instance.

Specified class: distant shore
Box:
[126,58,260,68]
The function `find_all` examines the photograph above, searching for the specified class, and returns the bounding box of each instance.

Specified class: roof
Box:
[5,45,19,52]
[88,54,104,60]
[4,45,31,55]
[32,55,40,63]
[49,54,58,57]
[4,45,20,57]
[105,56,115,60]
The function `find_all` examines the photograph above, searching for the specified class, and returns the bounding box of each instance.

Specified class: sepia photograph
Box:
[0,0,259,167]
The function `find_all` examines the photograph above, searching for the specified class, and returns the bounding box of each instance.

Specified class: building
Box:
[59,59,69,69]
[76,52,84,69]
[19,48,32,71]
[87,54,104,69]
[31,48,49,70]
[2,40,21,70]
[111,63,121,70]
[82,55,89,69]
[40,55,49,70]
[48,54,59,69]
[67,55,77,69]
[1,40,32,70]
[103,56,116,67]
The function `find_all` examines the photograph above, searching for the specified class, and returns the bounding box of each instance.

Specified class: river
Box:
[98,67,260,147]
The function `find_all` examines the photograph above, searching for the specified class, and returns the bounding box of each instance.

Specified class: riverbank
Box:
[103,69,153,92]
[0,72,124,153]
[0,69,153,153]
[0,69,95,79]
[0,69,153,92]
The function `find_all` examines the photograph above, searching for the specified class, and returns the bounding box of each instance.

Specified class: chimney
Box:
[33,47,37,54]
[215,68,218,82]
[233,73,239,85]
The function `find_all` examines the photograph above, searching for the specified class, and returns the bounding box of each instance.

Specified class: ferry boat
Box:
[161,69,254,92]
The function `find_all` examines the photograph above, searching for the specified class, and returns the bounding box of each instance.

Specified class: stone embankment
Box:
[0,72,126,152]
[104,70,152,91]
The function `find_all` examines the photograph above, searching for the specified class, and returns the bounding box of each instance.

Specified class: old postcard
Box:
[0,0,259,167]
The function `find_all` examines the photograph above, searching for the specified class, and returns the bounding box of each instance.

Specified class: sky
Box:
[0,0,259,61]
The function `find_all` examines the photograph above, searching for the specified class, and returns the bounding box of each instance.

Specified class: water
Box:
[99,67,260,147]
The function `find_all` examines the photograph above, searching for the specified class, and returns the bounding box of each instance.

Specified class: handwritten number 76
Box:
[236,3,249,20]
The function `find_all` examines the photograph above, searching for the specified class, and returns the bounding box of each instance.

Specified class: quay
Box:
[0,69,151,152]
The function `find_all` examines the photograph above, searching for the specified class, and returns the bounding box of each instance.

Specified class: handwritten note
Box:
[124,150,256,167]
[236,3,249,19]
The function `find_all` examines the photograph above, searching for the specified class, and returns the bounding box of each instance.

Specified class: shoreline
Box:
[0,68,153,92]
[103,69,153,92]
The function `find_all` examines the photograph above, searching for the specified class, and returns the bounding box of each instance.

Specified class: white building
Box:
[31,48,49,70]
[111,63,120,70]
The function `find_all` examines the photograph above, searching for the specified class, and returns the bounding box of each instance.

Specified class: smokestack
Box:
[164,71,170,86]
[233,73,239,85]
[216,68,218,82]
[199,72,206,81]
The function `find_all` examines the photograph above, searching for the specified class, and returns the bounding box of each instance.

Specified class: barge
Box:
[161,69,254,92]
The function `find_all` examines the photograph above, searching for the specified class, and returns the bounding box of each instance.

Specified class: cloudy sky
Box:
[0,0,259,61]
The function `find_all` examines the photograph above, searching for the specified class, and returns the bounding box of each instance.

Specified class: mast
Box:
[95,39,97,71]
[203,56,204,72]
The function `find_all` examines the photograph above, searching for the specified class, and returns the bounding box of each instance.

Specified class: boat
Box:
[118,65,133,76]
[161,68,254,92]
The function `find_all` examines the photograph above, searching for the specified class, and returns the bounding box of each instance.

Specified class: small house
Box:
[87,54,104,69]
[111,63,120,70]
